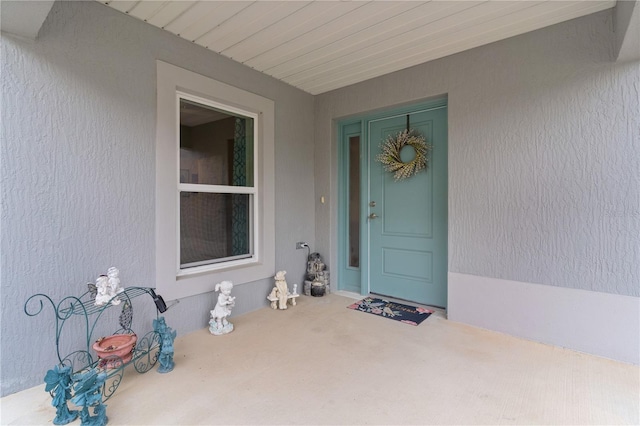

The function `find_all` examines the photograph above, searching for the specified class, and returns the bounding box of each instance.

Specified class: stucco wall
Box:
[315,10,639,297]
[1,1,315,396]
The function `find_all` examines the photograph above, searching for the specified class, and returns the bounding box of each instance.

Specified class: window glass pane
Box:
[180,99,254,187]
[180,192,252,268]
[348,136,360,268]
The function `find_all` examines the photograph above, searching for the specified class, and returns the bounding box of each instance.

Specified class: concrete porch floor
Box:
[2,294,638,425]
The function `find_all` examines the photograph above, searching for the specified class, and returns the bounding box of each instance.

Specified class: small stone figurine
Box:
[304,253,329,296]
[209,281,235,335]
[274,270,289,309]
[267,287,278,309]
[107,267,124,300]
[153,316,176,373]
[267,270,299,309]
[44,364,78,425]
[94,267,124,306]
[93,276,111,306]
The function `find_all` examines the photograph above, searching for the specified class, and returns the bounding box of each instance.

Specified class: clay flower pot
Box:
[93,333,137,368]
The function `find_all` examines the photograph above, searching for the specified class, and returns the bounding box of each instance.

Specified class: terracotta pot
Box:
[93,333,137,368]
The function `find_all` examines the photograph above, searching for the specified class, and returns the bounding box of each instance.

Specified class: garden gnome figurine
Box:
[274,270,289,310]
[209,281,235,335]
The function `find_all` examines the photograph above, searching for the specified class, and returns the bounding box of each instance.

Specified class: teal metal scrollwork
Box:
[25,287,174,424]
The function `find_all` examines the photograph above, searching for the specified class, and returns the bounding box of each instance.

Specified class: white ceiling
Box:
[98,0,617,95]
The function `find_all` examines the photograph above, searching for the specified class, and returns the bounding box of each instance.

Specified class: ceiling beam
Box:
[0,0,55,40]
[615,0,640,62]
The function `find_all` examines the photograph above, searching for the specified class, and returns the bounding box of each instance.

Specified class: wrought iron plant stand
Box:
[25,287,175,425]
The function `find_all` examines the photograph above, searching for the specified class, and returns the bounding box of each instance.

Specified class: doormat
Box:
[347,297,433,326]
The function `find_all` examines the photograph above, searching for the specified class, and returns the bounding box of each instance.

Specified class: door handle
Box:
[368,213,378,220]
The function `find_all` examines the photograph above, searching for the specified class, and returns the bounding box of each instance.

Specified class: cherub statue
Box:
[107,267,124,301]
[274,270,289,310]
[153,316,176,373]
[94,275,111,306]
[44,364,78,425]
[209,281,235,335]
[93,267,125,306]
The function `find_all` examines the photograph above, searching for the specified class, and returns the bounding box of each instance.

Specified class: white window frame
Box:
[156,61,275,301]
[176,92,258,274]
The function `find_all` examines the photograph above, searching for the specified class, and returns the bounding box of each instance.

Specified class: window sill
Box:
[177,256,258,278]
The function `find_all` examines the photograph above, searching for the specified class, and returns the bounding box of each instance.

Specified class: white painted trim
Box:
[178,184,256,194]
[448,272,640,365]
[333,290,364,300]
[156,60,275,301]
[174,91,260,277]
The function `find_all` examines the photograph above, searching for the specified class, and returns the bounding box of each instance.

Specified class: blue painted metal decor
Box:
[153,316,176,373]
[44,365,78,425]
[25,286,175,424]
[71,369,108,426]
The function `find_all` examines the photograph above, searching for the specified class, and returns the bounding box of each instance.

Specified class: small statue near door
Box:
[274,270,289,309]
[209,281,235,335]
[303,253,329,296]
[267,270,298,309]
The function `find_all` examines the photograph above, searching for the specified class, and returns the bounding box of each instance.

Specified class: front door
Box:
[367,106,447,306]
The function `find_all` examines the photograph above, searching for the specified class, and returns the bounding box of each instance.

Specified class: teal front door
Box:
[367,106,448,306]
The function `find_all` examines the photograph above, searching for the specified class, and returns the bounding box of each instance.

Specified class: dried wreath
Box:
[376,129,432,180]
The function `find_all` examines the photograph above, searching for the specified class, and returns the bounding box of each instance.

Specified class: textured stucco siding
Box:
[2,1,638,399]
[1,1,315,396]
[315,10,639,297]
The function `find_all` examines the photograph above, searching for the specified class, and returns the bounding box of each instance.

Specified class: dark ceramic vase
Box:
[311,283,325,297]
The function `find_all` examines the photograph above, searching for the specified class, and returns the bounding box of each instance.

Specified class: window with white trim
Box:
[178,95,256,273]
[156,61,275,300]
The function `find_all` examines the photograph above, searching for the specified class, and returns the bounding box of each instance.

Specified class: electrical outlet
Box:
[296,242,308,249]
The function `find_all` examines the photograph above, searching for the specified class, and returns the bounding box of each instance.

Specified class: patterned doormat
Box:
[347,297,433,326]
